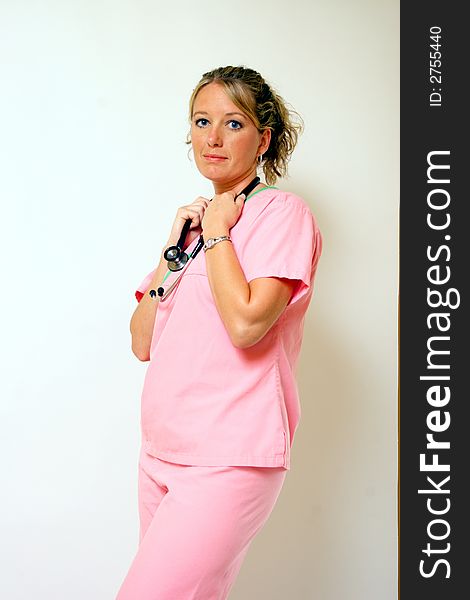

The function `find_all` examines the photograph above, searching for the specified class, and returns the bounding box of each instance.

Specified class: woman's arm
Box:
[203,234,295,349]
[130,246,170,362]
[130,197,208,361]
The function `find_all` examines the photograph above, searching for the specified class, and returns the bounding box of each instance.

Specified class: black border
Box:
[400,3,467,598]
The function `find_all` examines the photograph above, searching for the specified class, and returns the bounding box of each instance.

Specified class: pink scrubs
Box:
[115,448,286,600]
[116,187,322,599]
[135,188,322,469]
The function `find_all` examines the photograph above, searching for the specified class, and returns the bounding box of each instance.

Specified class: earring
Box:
[257,154,263,164]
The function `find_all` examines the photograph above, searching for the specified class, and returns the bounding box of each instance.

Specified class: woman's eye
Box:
[193,118,242,129]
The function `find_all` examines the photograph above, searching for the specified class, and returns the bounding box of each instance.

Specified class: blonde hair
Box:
[186,65,304,185]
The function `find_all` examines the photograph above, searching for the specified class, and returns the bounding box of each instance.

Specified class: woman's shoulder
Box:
[260,187,313,216]
[254,188,321,243]
[256,188,320,235]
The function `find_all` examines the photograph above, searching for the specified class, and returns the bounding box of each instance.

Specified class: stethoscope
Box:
[154,176,261,302]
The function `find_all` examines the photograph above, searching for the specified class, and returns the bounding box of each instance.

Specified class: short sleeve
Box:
[241,195,322,306]
[134,268,157,303]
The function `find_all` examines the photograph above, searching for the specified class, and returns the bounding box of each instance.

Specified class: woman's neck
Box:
[212,172,263,196]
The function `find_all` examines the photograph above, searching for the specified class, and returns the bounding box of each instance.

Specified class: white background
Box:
[0,1,398,598]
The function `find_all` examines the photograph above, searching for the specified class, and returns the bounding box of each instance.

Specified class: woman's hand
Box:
[202,190,245,238]
[165,196,210,248]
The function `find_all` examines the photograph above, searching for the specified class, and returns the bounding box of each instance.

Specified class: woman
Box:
[116,65,322,600]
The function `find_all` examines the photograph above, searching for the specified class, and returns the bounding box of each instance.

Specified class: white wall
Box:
[0,1,398,598]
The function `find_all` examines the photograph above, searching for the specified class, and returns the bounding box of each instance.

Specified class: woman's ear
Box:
[258,128,272,155]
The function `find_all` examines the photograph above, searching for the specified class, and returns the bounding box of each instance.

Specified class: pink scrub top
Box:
[134,187,322,469]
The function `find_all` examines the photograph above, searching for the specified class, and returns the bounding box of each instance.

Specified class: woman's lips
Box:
[203,155,227,162]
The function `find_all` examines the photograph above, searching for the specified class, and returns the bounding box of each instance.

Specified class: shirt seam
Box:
[145,448,286,459]
[273,317,289,460]
[245,185,279,202]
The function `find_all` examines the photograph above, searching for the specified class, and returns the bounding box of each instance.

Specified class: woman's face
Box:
[190,82,270,192]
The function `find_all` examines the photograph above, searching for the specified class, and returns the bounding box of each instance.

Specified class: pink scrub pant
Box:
[115,446,287,600]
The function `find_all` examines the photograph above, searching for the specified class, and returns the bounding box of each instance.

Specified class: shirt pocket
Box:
[184,248,207,277]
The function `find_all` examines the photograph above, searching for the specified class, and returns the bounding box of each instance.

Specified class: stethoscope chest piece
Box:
[164,244,189,271]
[163,218,193,271]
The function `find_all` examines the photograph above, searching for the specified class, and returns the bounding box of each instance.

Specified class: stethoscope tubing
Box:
[158,176,261,301]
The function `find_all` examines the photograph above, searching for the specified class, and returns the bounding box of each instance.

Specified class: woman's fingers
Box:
[191,196,210,208]
[177,206,204,228]
[167,197,210,246]
[177,196,210,227]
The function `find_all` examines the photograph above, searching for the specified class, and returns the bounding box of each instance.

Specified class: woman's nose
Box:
[207,124,223,147]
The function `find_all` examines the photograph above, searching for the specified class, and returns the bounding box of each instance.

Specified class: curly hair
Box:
[186,65,304,185]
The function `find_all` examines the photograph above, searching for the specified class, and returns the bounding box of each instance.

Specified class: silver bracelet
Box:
[203,236,232,252]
